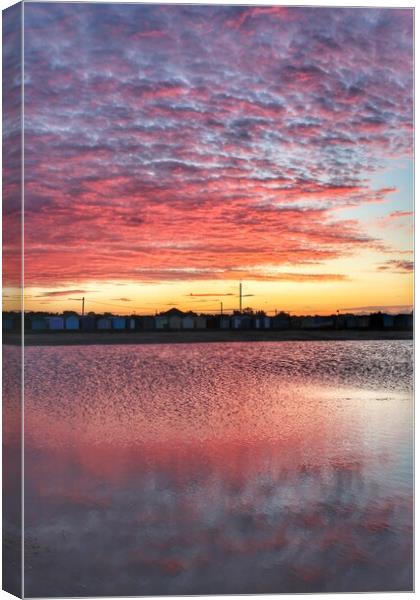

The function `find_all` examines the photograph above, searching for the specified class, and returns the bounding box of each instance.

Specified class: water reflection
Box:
[3,345,22,596]
[23,341,413,596]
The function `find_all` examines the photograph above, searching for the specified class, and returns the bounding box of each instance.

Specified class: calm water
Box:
[21,341,412,596]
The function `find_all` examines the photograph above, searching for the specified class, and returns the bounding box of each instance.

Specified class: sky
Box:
[5,4,414,315]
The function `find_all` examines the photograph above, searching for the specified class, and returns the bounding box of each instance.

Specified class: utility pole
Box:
[239,282,242,313]
[220,301,223,316]
[70,297,85,316]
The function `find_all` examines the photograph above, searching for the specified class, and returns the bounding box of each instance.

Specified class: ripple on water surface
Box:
[21,341,413,596]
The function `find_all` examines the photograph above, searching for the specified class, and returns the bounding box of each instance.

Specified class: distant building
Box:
[394,313,413,330]
[231,315,252,330]
[272,313,291,329]
[80,316,96,331]
[255,316,271,329]
[356,315,369,329]
[218,316,231,330]
[344,315,357,329]
[383,314,394,328]
[155,316,169,330]
[65,315,79,330]
[157,307,186,330]
[168,315,182,330]
[369,312,384,329]
[30,316,48,331]
[139,316,155,331]
[182,315,194,330]
[194,315,207,329]
[3,315,14,331]
[97,317,112,330]
[47,316,64,330]
[302,316,333,329]
[126,317,136,330]
[112,317,126,330]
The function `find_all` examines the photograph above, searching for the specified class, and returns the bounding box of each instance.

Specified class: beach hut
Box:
[255,316,271,329]
[3,315,14,331]
[80,316,96,331]
[140,316,155,330]
[112,317,126,330]
[356,315,369,329]
[318,317,334,329]
[155,316,169,330]
[182,315,194,330]
[301,317,317,329]
[169,315,182,330]
[394,314,412,330]
[65,315,79,330]
[97,317,112,330]
[344,315,357,329]
[383,314,394,328]
[218,316,231,330]
[272,314,291,330]
[194,316,207,329]
[231,315,241,330]
[30,316,48,331]
[231,315,252,330]
[47,316,65,331]
[126,317,136,330]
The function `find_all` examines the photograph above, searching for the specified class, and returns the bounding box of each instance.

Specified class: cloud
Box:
[8,5,412,287]
[388,211,413,219]
[37,289,88,297]
[187,293,235,297]
[340,304,413,313]
[377,260,414,273]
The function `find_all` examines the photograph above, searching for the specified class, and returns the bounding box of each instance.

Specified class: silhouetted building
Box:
[47,316,64,330]
[65,315,79,330]
[30,316,48,331]
[394,313,413,330]
[255,315,271,329]
[112,317,126,330]
[383,314,394,328]
[97,317,112,330]
[81,316,96,331]
[182,315,194,330]
[3,314,14,331]
[126,317,136,330]
[155,315,169,330]
[272,313,291,329]
[168,315,182,330]
[194,315,207,329]
[231,315,253,330]
[139,316,155,330]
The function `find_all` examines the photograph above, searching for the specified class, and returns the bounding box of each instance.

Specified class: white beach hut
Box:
[127,318,136,330]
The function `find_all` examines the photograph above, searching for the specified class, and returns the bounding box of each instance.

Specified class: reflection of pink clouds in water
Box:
[3,346,22,596]
[22,342,412,596]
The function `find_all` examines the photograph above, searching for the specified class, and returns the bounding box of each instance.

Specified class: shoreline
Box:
[3,329,413,346]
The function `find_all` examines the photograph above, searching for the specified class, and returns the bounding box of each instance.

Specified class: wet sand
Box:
[3,329,414,346]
